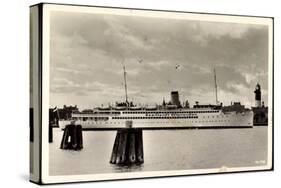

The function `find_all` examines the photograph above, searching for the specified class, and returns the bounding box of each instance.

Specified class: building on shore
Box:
[49,105,79,127]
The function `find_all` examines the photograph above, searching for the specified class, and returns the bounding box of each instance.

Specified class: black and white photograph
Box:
[29,3,273,184]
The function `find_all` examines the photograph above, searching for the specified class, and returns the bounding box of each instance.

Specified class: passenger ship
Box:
[58,67,253,129]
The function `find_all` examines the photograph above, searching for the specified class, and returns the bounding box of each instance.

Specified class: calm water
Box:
[49,127,268,175]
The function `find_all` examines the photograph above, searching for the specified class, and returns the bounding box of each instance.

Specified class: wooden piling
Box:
[136,130,144,163]
[70,124,78,149]
[60,126,70,149]
[60,124,83,150]
[110,132,120,163]
[128,132,136,163]
[76,125,83,149]
[116,131,128,164]
[110,128,144,165]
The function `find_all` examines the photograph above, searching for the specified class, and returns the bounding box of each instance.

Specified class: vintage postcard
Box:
[30,3,273,184]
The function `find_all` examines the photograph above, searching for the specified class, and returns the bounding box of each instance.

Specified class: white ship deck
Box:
[58,109,253,130]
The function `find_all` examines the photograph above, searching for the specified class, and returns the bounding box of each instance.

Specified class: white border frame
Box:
[41,4,273,184]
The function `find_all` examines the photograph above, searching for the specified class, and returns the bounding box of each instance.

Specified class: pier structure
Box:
[60,122,83,150]
[110,121,144,165]
[59,120,144,165]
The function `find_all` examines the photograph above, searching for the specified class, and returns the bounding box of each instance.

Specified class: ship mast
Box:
[214,68,218,105]
[123,65,128,105]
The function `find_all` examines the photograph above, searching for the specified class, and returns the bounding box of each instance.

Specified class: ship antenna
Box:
[123,65,129,105]
[214,68,218,105]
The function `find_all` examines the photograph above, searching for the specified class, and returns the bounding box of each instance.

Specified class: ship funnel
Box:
[171,91,181,107]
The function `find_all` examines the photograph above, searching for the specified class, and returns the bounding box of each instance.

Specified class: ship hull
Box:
[58,111,253,130]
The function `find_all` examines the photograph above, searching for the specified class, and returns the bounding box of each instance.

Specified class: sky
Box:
[49,11,269,110]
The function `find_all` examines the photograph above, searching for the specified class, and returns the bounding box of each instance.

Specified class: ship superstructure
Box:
[59,101,253,129]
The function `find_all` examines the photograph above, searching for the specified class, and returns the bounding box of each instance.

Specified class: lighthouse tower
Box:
[254,83,261,107]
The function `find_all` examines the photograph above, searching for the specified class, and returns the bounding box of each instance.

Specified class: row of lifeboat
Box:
[95,104,181,111]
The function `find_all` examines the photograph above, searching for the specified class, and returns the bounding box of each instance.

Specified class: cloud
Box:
[49,11,269,109]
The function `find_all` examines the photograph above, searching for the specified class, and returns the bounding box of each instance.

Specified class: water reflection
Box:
[111,163,144,172]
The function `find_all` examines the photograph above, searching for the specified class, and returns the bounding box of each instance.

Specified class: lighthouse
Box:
[254,83,261,107]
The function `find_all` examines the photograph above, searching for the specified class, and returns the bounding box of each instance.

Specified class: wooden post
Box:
[76,125,83,149]
[110,131,120,164]
[128,131,136,163]
[70,124,77,149]
[60,124,83,150]
[116,130,128,164]
[136,130,144,163]
[60,126,70,149]
[110,128,144,165]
